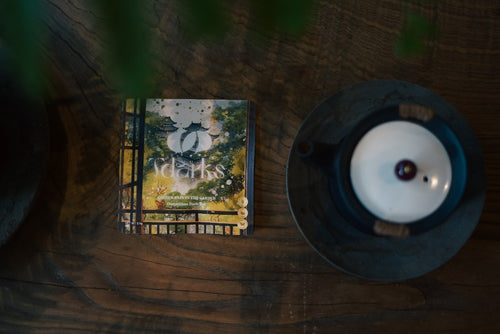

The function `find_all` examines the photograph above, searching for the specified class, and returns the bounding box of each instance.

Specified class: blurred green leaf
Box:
[252,0,316,35]
[395,11,438,58]
[179,0,316,39]
[0,0,44,97]
[92,0,154,97]
[0,0,442,98]
[181,0,230,38]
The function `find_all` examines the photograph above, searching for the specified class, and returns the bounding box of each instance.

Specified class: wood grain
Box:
[1,0,499,332]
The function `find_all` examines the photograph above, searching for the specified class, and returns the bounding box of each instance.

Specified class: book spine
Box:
[245,101,256,235]
[134,99,147,233]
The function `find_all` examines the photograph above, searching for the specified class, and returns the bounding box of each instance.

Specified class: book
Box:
[118,99,255,236]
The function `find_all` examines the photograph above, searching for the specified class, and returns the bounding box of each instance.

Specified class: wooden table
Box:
[1,0,499,332]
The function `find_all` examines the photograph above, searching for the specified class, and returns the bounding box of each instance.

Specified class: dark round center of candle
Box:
[395,159,417,181]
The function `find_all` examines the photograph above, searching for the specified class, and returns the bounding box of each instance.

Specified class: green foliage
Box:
[251,0,316,36]
[181,0,230,38]
[0,0,44,96]
[395,11,438,58]
[92,0,153,97]
[0,0,440,97]
[180,0,316,39]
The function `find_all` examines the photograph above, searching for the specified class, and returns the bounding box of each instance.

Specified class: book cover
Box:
[118,99,255,235]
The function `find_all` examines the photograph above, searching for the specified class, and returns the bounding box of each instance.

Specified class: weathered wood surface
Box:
[1,0,499,332]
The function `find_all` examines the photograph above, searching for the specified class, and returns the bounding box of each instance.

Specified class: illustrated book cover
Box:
[118,99,255,236]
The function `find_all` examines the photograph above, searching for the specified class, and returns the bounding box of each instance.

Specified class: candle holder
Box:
[287,80,486,280]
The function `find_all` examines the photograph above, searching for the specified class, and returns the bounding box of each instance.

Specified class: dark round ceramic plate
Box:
[286,80,486,281]
[0,54,49,247]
